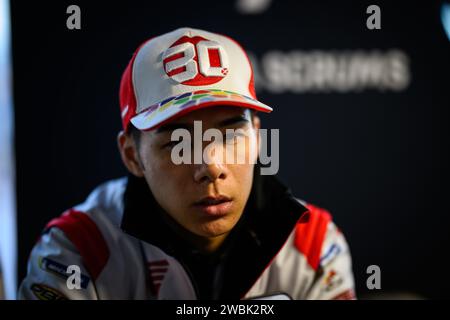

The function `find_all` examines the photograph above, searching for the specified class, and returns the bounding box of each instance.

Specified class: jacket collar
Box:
[120,166,309,298]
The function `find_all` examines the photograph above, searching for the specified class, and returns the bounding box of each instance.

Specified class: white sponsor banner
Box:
[250,49,410,93]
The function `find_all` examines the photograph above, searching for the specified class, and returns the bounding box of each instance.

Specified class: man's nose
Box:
[193,145,228,184]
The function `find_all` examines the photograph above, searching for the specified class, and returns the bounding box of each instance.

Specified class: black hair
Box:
[128,124,141,147]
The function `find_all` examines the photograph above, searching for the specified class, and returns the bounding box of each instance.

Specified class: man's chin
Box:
[193,218,235,238]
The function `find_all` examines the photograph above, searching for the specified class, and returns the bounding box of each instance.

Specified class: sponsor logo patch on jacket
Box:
[38,257,90,289]
[320,243,341,267]
[30,284,67,300]
[323,269,344,292]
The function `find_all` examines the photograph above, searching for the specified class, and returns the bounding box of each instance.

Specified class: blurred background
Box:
[1,0,449,299]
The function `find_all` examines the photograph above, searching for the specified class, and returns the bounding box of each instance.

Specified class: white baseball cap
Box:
[119,27,272,131]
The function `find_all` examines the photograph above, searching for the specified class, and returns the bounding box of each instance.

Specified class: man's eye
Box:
[224,131,246,144]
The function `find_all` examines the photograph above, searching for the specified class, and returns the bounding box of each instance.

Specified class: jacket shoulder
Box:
[246,202,356,300]
[19,178,146,299]
[44,209,110,280]
[42,178,129,279]
[293,203,333,271]
[292,202,356,299]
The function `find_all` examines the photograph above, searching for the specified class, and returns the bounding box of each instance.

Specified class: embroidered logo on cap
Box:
[162,36,229,86]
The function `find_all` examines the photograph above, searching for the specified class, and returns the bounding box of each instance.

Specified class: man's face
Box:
[123,107,260,240]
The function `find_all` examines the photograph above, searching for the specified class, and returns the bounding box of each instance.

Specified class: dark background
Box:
[10,0,450,298]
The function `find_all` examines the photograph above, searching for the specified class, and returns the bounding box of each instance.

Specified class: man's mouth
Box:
[193,196,233,216]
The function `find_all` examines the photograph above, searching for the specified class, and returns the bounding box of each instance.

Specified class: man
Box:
[19,27,355,300]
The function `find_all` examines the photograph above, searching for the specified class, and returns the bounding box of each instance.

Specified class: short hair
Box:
[128,124,141,147]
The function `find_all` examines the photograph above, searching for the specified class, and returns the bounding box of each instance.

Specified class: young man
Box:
[19,27,355,300]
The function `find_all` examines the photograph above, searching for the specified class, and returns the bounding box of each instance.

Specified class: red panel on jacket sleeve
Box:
[45,209,110,280]
[294,204,332,270]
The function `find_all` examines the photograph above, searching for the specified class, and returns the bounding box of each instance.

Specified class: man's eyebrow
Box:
[156,123,192,134]
[217,115,250,127]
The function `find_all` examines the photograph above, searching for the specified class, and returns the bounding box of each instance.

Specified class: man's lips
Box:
[193,196,233,216]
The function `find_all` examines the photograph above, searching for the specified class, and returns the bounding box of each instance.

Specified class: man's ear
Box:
[117,130,145,177]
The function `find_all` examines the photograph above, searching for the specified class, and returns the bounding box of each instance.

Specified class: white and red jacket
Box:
[18,173,355,300]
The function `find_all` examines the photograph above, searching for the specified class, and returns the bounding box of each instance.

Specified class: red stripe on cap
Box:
[294,204,332,270]
[45,209,110,280]
[119,58,137,132]
[119,37,155,132]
